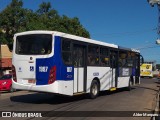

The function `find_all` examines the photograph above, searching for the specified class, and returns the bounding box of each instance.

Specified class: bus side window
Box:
[73,50,78,66]
[73,48,83,67]
[62,52,72,65]
[119,52,127,67]
[100,57,109,66]
[88,55,99,66]
[88,45,100,66]
[78,49,83,67]
[61,38,72,65]
[100,47,109,66]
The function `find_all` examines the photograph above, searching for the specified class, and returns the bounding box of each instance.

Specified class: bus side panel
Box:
[36,58,53,85]
[36,36,61,85]
[117,77,130,88]
[58,81,73,95]
[86,67,111,93]
[36,36,74,95]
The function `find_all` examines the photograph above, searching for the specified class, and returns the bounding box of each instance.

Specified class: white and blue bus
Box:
[12,31,143,98]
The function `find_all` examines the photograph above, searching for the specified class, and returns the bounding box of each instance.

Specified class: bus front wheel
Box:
[89,80,100,99]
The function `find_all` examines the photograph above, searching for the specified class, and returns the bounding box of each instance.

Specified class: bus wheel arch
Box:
[89,78,100,99]
[93,77,100,89]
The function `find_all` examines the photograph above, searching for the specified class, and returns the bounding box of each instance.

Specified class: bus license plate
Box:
[28,80,36,83]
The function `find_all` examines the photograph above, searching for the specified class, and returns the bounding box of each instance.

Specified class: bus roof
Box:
[14,30,140,53]
[14,30,118,48]
[118,46,140,53]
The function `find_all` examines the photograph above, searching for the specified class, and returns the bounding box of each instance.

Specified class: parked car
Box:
[0,74,14,92]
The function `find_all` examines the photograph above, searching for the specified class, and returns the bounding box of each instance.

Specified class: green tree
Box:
[37,2,51,14]
[0,0,90,50]
[0,0,25,49]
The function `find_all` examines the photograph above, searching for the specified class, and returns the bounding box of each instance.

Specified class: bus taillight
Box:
[12,65,17,82]
[48,66,56,84]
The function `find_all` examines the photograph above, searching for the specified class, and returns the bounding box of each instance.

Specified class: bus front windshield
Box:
[16,34,52,55]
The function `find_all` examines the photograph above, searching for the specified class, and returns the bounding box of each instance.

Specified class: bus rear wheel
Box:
[89,80,100,99]
[127,78,132,91]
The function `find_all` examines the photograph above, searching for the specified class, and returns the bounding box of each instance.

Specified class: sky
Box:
[1,0,160,63]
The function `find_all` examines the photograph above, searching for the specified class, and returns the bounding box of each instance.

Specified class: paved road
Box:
[0,78,159,120]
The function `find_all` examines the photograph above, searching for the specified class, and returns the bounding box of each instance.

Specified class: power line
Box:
[91,28,157,38]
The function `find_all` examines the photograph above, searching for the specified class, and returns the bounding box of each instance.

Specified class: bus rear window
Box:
[16,34,52,55]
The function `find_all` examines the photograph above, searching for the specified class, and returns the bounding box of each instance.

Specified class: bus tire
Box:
[127,78,132,91]
[89,80,100,99]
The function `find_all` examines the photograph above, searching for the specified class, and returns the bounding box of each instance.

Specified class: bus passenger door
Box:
[110,50,118,88]
[135,54,141,84]
[73,45,86,93]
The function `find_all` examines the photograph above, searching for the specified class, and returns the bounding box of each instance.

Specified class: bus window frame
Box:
[118,50,136,68]
[99,47,110,67]
[87,45,100,66]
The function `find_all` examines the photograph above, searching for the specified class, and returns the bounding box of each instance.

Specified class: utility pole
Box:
[148,0,160,44]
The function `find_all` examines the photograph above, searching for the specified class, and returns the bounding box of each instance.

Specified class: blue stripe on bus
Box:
[36,36,74,85]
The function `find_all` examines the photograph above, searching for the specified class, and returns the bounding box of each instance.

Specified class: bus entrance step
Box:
[109,87,117,91]
[73,92,85,96]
